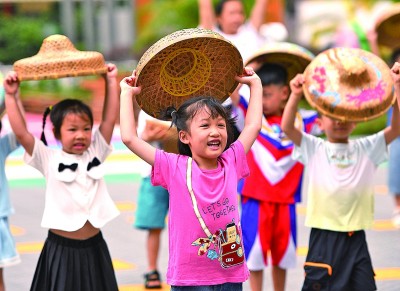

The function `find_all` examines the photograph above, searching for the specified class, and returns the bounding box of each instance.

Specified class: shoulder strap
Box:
[186,157,213,238]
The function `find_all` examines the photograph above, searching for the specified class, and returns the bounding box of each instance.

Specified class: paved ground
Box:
[4,135,400,290]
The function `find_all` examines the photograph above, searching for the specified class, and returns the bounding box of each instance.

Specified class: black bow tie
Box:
[87,157,101,171]
[58,163,78,172]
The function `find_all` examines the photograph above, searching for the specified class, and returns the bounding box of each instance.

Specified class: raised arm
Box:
[249,0,268,31]
[98,63,119,144]
[4,71,35,155]
[281,74,305,147]
[384,62,400,144]
[198,0,215,30]
[236,67,262,153]
[119,71,157,165]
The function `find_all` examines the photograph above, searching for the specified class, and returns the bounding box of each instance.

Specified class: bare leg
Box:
[147,229,162,271]
[0,268,4,291]
[393,195,400,228]
[272,266,286,291]
[249,270,263,291]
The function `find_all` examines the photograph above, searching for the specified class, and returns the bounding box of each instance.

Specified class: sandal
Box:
[144,270,162,289]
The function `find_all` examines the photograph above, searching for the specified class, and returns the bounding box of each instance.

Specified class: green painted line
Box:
[9,173,142,188]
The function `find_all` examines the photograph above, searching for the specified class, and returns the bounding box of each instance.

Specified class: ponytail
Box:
[40,106,52,146]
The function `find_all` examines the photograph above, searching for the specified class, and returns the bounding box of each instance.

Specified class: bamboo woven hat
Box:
[303,47,394,122]
[0,72,5,118]
[245,42,315,84]
[13,34,108,81]
[375,4,400,49]
[135,28,243,119]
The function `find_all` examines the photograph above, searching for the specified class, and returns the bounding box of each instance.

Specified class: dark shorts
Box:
[30,231,118,291]
[302,228,376,291]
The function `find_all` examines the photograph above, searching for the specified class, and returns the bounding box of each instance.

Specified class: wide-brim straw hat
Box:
[13,34,108,81]
[0,71,5,118]
[375,4,400,49]
[303,47,394,122]
[245,42,315,83]
[135,28,243,119]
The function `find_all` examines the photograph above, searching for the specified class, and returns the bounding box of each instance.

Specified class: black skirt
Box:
[30,230,119,291]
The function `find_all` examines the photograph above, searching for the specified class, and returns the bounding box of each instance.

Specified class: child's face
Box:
[262,84,289,117]
[57,113,92,155]
[217,0,245,34]
[179,107,227,169]
[317,115,356,143]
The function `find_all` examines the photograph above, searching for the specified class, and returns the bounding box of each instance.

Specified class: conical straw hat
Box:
[303,47,394,122]
[13,34,108,81]
[0,72,5,118]
[375,4,400,49]
[135,28,243,119]
[245,42,314,83]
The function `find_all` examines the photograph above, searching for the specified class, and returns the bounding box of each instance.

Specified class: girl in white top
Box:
[4,64,120,291]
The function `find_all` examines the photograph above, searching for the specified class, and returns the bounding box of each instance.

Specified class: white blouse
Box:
[24,130,120,231]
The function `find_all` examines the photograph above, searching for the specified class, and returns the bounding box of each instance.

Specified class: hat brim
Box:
[375,4,400,49]
[245,42,314,83]
[135,28,243,119]
[303,47,395,122]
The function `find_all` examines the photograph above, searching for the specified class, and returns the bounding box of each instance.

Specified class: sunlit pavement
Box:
[4,134,400,290]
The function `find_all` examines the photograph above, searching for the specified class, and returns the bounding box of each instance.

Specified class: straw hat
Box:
[375,4,400,49]
[0,72,5,118]
[245,42,314,84]
[303,47,394,122]
[135,28,243,119]
[13,34,108,81]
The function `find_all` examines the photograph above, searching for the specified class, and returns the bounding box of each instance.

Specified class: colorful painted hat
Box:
[135,28,243,119]
[245,42,315,83]
[0,72,5,118]
[375,4,400,49]
[303,47,394,122]
[13,34,108,81]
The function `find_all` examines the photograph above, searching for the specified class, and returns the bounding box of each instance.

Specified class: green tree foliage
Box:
[0,14,53,65]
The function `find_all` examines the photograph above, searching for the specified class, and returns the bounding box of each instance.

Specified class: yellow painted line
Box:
[296,205,307,216]
[375,268,400,280]
[375,185,388,195]
[17,242,43,253]
[10,225,25,236]
[113,259,135,270]
[119,283,170,291]
[372,219,397,231]
[297,246,308,256]
[116,201,135,212]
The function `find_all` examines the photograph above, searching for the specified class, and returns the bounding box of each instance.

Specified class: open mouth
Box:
[207,140,221,149]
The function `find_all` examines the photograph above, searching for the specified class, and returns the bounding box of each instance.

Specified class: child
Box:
[281,64,400,291]
[119,67,262,290]
[4,63,120,291]
[0,96,25,291]
[135,109,173,289]
[232,63,319,291]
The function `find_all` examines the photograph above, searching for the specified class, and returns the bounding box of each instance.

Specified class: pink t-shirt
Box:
[152,141,250,286]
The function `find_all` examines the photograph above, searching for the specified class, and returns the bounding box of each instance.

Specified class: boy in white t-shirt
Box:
[281,64,400,291]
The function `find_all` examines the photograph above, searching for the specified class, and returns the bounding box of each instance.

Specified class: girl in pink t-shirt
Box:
[120,67,262,290]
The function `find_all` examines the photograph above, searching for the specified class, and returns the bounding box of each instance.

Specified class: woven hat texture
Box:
[303,47,394,122]
[0,72,5,118]
[13,34,107,81]
[375,4,400,49]
[245,42,315,83]
[135,28,243,119]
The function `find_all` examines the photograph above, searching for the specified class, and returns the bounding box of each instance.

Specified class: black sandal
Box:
[144,270,162,289]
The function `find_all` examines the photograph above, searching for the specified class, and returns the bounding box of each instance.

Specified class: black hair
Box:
[256,63,288,86]
[391,48,400,66]
[215,0,243,16]
[160,96,236,157]
[40,99,93,146]
[0,120,2,133]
